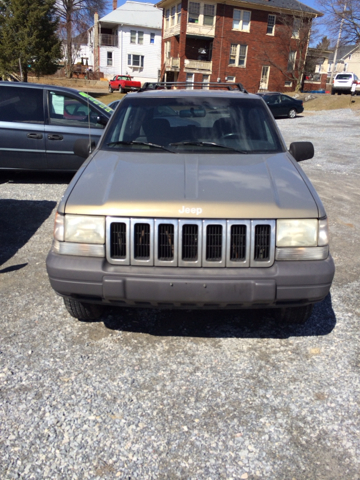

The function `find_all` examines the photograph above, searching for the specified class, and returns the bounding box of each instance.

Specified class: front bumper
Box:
[46,251,335,309]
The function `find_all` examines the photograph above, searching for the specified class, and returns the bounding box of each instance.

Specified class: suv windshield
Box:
[103,95,284,154]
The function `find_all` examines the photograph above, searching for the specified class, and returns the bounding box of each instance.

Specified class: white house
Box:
[327,45,360,78]
[88,1,162,83]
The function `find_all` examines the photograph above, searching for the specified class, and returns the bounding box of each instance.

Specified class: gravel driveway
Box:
[0,109,359,479]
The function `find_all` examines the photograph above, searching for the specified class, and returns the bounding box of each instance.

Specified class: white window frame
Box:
[229,44,248,68]
[284,81,293,87]
[150,33,155,44]
[226,76,235,82]
[165,9,170,29]
[165,40,171,59]
[232,9,251,32]
[288,50,297,71]
[177,3,181,24]
[260,66,270,90]
[171,6,176,26]
[203,4,215,26]
[186,73,194,89]
[107,51,113,66]
[267,14,276,35]
[202,74,210,89]
[292,18,300,39]
[130,30,136,44]
[128,54,144,68]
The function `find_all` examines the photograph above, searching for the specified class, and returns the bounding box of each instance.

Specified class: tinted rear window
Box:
[336,74,352,80]
[0,86,44,123]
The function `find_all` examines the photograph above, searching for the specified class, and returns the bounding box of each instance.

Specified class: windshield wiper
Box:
[169,141,248,153]
[107,140,174,152]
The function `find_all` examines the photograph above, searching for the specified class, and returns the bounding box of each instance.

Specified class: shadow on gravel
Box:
[0,199,56,267]
[0,171,74,185]
[96,293,336,339]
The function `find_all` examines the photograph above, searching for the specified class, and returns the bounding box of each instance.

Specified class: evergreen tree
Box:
[0,0,62,81]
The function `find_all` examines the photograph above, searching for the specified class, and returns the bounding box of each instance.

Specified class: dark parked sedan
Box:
[257,92,304,118]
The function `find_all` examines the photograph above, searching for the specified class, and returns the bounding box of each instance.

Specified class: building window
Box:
[130,30,136,44]
[292,18,300,38]
[177,3,181,24]
[267,15,276,35]
[138,31,144,45]
[107,51,113,66]
[165,41,171,59]
[186,73,194,89]
[171,6,176,26]
[189,2,200,23]
[150,33,155,44]
[226,76,235,82]
[203,4,215,25]
[165,9,170,28]
[288,51,296,71]
[128,54,144,68]
[229,44,247,67]
[202,74,210,89]
[233,9,251,32]
[131,31,143,44]
[284,81,293,87]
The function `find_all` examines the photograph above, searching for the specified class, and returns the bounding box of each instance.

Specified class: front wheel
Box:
[275,304,314,325]
[288,108,297,119]
[119,86,125,94]
[63,297,104,321]
[108,85,113,93]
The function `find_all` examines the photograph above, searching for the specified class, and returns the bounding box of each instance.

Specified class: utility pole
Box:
[329,2,347,85]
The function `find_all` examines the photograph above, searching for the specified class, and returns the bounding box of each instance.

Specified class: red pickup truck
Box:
[108,75,141,93]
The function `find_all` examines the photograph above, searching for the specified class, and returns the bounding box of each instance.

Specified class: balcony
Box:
[184,59,212,74]
[165,57,180,71]
[100,34,117,47]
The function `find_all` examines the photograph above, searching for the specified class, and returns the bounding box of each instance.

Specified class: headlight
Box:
[277,219,318,247]
[65,215,105,244]
[54,212,65,241]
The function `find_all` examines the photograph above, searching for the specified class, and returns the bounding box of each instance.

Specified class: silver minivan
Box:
[0,82,112,171]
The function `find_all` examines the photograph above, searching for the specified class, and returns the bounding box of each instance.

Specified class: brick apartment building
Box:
[156,0,321,93]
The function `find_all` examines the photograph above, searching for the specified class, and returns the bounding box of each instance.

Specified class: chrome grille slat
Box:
[106,218,275,268]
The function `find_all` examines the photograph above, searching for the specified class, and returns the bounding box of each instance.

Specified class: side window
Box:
[0,87,44,124]
[48,92,104,129]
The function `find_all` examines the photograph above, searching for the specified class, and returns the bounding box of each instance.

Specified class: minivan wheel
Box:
[275,304,314,325]
[63,297,104,321]
[288,108,297,118]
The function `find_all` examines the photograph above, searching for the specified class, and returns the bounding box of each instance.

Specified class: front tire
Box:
[275,304,314,325]
[64,297,104,321]
[288,108,297,119]
[119,86,125,94]
[108,85,113,93]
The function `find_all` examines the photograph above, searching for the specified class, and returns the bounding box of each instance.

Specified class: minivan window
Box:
[48,92,105,129]
[0,86,44,123]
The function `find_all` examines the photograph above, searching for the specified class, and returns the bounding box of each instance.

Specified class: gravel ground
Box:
[0,109,359,479]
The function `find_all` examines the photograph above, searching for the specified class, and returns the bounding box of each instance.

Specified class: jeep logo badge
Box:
[179,206,203,215]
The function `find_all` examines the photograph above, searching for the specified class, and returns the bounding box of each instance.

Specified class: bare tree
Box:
[55,0,107,78]
[317,0,360,44]
[257,12,314,92]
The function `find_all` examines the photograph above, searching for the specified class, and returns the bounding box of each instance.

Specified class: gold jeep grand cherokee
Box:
[46,83,335,324]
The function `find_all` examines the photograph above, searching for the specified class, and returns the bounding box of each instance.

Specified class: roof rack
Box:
[139,81,248,93]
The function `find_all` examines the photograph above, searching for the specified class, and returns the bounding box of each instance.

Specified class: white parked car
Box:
[331,72,360,95]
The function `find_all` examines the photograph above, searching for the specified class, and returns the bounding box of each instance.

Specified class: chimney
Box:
[113,0,117,9]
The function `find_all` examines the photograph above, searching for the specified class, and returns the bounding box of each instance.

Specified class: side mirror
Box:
[97,114,108,126]
[289,141,314,162]
[74,138,96,159]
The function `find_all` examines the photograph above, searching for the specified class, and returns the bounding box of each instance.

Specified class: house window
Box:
[138,31,144,45]
[288,51,296,71]
[202,74,210,89]
[226,76,235,82]
[267,15,276,35]
[229,44,247,67]
[150,33,155,44]
[165,9,170,28]
[260,66,270,89]
[233,9,251,32]
[284,81,293,87]
[130,30,136,44]
[189,2,200,23]
[128,54,144,68]
[171,6,176,26]
[186,73,194,89]
[204,4,215,26]
[107,51,113,66]
[165,41,171,59]
[177,3,181,24]
[292,18,300,38]
[131,31,143,44]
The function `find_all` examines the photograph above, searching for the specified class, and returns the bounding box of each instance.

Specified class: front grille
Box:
[182,224,198,261]
[106,218,275,267]
[254,224,271,261]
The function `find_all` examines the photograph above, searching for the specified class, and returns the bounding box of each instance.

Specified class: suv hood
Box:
[64,151,319,218]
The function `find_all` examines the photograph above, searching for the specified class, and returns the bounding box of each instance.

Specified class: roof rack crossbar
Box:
[139,81,248,93]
